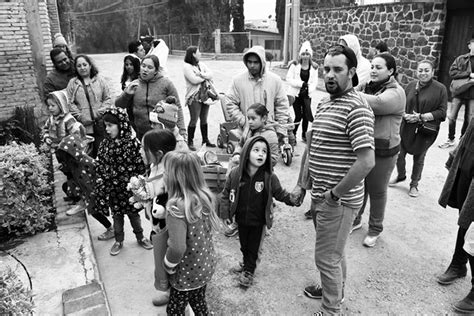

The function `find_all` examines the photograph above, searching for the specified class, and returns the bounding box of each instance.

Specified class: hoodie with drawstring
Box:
[42,90,84,147]
[339,34,371,88]
[226,46,290,135]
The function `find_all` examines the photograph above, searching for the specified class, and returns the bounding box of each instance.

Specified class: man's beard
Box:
[325,82,342,95]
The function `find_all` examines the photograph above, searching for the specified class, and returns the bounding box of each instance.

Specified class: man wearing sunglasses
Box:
[294,44,375,315]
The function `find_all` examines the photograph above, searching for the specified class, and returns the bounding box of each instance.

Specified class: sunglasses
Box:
[327,44,346,54]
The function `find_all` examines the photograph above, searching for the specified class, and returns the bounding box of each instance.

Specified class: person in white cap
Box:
[339,34,371,88]
[286,40,319,143]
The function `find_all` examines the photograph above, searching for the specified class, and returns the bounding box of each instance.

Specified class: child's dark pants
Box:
[112,212,144,242]
[167,285,208,315]
[238,224,265,274]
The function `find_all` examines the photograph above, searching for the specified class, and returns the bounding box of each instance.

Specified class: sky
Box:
[244,0,277,20]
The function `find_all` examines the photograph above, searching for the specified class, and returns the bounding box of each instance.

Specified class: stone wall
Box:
[0,0,53,121]
[46,0,60,38]
[300,1,447,86]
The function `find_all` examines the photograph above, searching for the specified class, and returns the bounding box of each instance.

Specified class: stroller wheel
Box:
[226,142,235,155]
[217,134,224,148]
[282,148,292,166]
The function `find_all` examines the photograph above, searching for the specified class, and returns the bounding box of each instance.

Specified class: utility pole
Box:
[282,0,291,65]
[291,0,300,63]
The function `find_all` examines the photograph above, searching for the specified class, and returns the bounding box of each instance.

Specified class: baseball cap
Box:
[326,44,359,87]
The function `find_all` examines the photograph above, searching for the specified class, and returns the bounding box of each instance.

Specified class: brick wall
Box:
[0,0,53,121]
[47,0,60,38]
[300,1,447,86]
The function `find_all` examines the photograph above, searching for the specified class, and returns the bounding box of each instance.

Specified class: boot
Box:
[187,125,196,151]
[454,289,474,313]
[201,124,216,147]
[437,265,467,285]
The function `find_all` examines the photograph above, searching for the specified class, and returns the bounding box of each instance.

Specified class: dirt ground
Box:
[93,53,468,314]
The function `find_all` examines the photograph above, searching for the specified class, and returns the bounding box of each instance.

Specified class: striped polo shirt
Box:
[309,89,374,208]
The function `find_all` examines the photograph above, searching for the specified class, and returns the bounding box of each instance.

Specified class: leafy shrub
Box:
[0,267,34,315]
[0,142,54,237]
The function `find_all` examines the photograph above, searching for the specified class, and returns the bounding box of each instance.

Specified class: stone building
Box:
[300,1,446,86]
[299,0,474,94]
[0,0,60,122]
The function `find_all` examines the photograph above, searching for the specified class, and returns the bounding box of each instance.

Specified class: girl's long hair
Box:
[141,129,176,165]
[163,151,220,230]
[120,55,140,89]
[184,46,199,66]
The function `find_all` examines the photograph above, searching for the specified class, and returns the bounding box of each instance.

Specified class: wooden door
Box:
[438,7,474,98]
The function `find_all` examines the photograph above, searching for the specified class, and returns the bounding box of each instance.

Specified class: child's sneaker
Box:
[239,271,254,287]
[98,226,115,240]
[110,241,123,256]
[137,237,153,250]
[224,222,238,237]
[230,262,244,275]
[439,139,456,149]
[65,204,85,216]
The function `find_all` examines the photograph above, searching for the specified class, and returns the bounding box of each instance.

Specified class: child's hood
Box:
[57,134,88,162]
[239,135,272,178]
[103,107,134,140]
[49,89,69,115]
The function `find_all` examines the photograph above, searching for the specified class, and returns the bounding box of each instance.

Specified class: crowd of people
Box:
[41,32,473,315]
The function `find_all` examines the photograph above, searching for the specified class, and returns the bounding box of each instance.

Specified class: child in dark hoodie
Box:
[94,107,150,256]
[218,135,299,287]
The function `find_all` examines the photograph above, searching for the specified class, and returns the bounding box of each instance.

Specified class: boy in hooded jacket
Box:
[94,107,151,256]
[218,136,299,287]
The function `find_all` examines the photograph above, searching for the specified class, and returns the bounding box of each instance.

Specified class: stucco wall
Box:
[300,1,446,85]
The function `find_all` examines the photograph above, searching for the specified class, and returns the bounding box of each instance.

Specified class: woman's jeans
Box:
[354,154,397,236]
[293,96,313,137]
[448,98,473,141]
[395,143,428,188]
[188,100,209,127]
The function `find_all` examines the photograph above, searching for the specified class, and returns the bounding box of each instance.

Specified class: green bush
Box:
[0,142,54,237]
[0,267,34,315]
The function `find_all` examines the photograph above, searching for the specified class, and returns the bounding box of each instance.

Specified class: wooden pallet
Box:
[202,153,231,192]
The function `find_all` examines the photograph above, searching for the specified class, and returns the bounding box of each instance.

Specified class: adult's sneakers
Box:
[304,284,345,303]
[439,139,456,149]
[388,176,406,187]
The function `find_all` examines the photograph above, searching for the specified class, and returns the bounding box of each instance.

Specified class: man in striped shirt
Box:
[296,45,375,315]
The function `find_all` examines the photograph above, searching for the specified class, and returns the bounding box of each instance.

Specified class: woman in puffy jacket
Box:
[115,55,187,142]
[67,54,112,157]
[286,41,318,143]
[351,53,405,248]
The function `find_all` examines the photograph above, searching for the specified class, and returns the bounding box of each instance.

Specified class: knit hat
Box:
[53,33,67,47]
[299,41,313,57]
[149,96,179,129]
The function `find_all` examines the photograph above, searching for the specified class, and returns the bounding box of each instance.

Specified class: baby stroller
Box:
[216,93,240,154]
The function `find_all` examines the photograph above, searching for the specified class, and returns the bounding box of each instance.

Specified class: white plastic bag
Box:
[463,222,474,256]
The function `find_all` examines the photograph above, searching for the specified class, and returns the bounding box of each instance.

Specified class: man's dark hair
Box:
[375,41,388,53]
[50,47,66,64]
[128,40,142,54]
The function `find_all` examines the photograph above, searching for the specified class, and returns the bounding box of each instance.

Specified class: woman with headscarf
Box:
[339,34,371,88]
[286,41,318,143]
[350,53,405,248]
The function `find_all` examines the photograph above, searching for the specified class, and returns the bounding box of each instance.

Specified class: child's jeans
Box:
[112,212,144,242]
[167,285,208,315]
[151,228,169,291]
